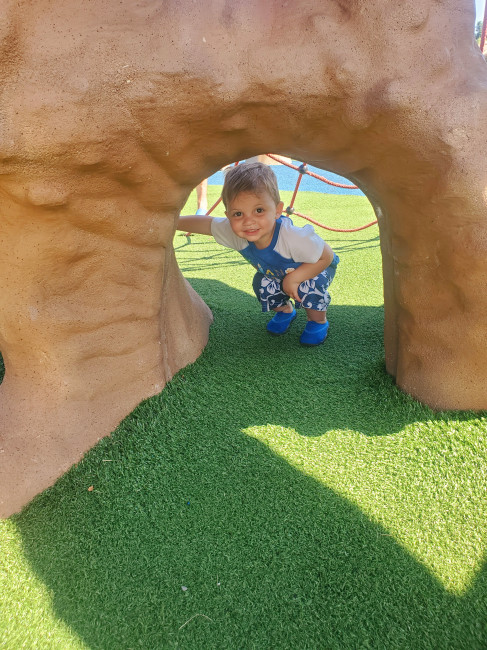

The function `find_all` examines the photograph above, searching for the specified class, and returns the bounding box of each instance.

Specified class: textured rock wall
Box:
[1,0,486,516]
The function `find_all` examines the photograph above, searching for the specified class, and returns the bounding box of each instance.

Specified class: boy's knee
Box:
[296,278,316,299]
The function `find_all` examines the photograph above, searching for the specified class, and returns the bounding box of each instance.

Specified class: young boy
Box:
[177,162,339,346]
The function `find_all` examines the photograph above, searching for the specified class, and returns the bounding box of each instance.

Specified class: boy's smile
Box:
[225,190,284,249]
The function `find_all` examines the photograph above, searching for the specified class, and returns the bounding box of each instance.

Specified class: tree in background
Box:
[476,20,482,41]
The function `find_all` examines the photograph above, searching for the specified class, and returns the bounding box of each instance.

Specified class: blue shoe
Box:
[299,320,329,346]
[266,308,297,335]
[195,208,207,215]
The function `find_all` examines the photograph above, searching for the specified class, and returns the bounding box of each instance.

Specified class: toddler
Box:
[177,162,339,345]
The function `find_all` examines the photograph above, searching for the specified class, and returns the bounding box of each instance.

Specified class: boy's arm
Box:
[282,242,334,301]
[177,214,213,236]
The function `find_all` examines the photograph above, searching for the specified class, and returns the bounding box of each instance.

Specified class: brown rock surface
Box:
[1,0,486,517]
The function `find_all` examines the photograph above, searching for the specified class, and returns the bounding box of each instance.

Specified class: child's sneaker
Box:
[266,308,297,335]
[195,208,207,215]
[299,320,329,346]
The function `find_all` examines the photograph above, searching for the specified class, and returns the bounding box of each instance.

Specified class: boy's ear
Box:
[276,200,284,216]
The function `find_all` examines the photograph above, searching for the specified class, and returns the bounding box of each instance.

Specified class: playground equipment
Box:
[481,0,487,54]
[0,0,486,517]
[196,156,379,234]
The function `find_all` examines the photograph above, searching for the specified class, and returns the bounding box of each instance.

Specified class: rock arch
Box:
[1,0,486,516]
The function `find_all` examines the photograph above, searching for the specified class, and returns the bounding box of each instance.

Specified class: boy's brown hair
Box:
[221,162,281,208]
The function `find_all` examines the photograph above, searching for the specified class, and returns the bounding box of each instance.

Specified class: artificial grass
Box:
[1,186,486,649]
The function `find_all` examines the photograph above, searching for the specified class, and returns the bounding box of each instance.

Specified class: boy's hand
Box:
[281,243,335,301]
[282,273,302,302]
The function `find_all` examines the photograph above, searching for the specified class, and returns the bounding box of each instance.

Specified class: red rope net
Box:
[188,156,378,234]
[264,155,378,232]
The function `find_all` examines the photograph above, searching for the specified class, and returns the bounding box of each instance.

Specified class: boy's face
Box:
[225,190,284,249]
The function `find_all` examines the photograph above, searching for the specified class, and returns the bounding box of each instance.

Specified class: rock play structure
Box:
[0,0,486,517]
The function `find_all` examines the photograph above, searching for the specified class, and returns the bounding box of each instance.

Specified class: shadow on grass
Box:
[174,231,381,263]
[15,420,487,649]
[174,236,249,274]
[12,278,486,648]
[184,278,464,437]
[330,232,380,254]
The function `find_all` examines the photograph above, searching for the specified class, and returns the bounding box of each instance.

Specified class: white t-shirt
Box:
[210,216,326,279]
[210,216,325,262]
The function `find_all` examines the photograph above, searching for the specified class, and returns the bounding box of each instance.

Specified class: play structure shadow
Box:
[14,423,487,649]
[184,277,435,437]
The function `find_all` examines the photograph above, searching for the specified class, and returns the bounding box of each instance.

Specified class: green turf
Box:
[1,187,486,649]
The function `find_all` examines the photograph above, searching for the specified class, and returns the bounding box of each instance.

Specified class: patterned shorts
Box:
[252,265,337,313]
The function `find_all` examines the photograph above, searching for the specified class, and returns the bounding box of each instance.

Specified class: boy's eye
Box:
[256,207,264,213]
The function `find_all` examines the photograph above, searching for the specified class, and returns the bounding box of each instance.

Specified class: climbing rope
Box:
[266,154,358,190]
[264,154,378,233]
[188,157,378,234]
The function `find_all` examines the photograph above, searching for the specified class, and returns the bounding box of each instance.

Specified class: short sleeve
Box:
[276,218,325,263]
[210,217,248,251]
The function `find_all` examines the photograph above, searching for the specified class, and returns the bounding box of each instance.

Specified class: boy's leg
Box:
[296,272,335,345]
[252,272,297,334]
[305,307,327,323]
[196,179,208,215]
[300,313,330,345]
[252,272,292,312]
[274,303,294,314]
